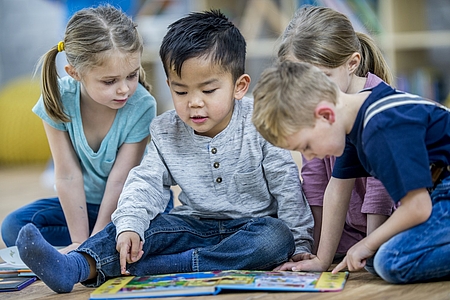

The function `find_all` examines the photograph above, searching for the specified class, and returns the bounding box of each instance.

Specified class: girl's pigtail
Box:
[138,66,152,92]
[39,44,70,123]
[357,32,394,85]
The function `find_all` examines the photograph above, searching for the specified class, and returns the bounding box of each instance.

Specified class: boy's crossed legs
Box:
[17,214,295,293]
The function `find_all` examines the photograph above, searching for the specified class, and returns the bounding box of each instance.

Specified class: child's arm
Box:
[308,177,354,267]
[263,146,314,255]
[364,177,394,234]
[310,206,323,254]
[367,214,389,235]
[43,122,90,252]
[90,137,148,236]
[276,176,354,271]
[301,157,330,254]
[333,188,432,273]
[112,137,172,244]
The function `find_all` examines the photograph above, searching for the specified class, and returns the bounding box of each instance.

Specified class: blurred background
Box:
[0,1,450,248]
[1,0,450,167]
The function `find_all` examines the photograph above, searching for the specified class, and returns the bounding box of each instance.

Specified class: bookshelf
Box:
[377,0,450,102]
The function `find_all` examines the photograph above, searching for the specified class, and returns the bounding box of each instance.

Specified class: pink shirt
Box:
[301,73,395,254]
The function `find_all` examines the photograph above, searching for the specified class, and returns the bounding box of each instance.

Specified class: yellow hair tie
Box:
[57,41,65,52]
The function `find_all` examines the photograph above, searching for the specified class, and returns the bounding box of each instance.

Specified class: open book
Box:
[90,270,348,299]
[0,246,35,277]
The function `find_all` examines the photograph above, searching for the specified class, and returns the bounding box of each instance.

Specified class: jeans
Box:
[1,197,100,247]
[2,192,174,247]
[76,214,295,287]
[373,176,450,283]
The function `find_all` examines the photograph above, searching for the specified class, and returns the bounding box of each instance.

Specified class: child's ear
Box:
[234,74,251,100]
[65,65,80,81]
[314,103,335,124]
[347,52,361,74]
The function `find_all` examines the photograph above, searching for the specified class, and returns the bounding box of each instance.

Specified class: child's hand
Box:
[273,256,328,272]
[291,252,316,262]
[116,231,144,275]
[332,239,375,273]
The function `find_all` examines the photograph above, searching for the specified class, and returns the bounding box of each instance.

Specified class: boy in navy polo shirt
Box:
[252,60,450,284]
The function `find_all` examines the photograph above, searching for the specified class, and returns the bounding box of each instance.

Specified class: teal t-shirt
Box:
[32,76,156,204]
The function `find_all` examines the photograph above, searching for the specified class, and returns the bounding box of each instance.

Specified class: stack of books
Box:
[0,246,37,292]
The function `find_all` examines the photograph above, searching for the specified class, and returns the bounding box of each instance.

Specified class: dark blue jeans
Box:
[76,214,295,287]
[1,197,100,247]
[372,176,450,283]
[2,193,174,247]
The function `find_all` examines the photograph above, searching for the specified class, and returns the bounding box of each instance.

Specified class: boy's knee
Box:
[253,217,295,261]
[374,248,410,284]
[263,217,294,243]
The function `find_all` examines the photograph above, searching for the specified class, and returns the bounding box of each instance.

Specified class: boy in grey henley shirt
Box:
[114,96,314,256]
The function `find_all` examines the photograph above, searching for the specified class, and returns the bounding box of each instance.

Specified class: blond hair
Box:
[252,61,339,148]
[278,5,393,85]
[38,5,151,123]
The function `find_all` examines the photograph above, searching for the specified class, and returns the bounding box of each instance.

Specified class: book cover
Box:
[0,276,37,292]
[90,270,349,299]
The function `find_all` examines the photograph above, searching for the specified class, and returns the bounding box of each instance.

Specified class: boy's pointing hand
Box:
[117,231,144,275]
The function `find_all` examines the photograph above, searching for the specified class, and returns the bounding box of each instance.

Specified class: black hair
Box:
[159,9,246,82]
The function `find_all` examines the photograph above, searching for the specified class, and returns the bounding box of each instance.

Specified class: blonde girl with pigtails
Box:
[1,4,170,253]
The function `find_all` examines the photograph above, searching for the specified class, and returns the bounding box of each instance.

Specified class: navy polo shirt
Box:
[333,82,450,203]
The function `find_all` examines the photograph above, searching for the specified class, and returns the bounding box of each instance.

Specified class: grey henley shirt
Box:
[112,97,314,255]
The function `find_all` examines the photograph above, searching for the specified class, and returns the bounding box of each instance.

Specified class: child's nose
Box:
[117,81,129,95]
[189,96,204,108]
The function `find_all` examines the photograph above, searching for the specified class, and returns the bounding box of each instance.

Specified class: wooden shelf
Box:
[142,37,281,63]
[138,0,450,102]
[378,30,450,51]
[377,0,450,100]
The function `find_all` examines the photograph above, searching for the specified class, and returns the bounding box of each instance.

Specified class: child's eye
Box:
[203,89,216,94]
[104,79,116,85]
[174,91,187,95]
[127,72,138,79]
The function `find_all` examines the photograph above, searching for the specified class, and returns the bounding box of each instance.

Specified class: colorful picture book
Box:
[90,270,349,299]
[0,276,37,292]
